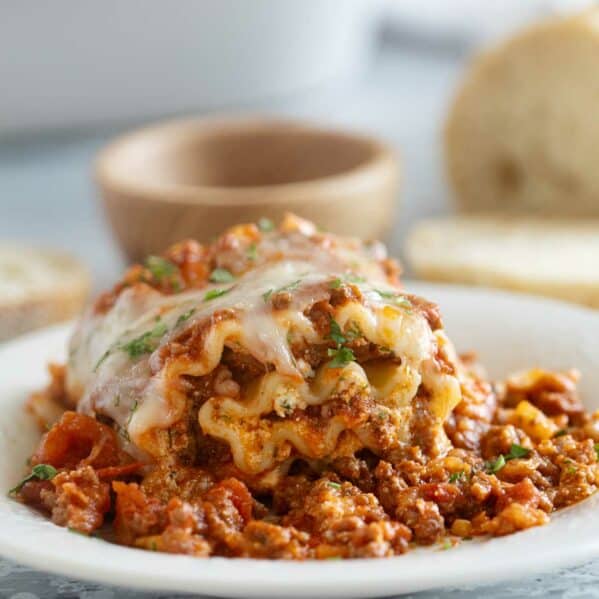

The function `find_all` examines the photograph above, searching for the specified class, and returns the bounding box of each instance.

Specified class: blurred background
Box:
[1,0,597,335]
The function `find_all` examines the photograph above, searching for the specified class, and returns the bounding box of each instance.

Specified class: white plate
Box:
[1,283,599,598]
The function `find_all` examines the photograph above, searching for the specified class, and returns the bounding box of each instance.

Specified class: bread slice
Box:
[0,245,90,342]
[405,216,599,308]
[445,9,599,216]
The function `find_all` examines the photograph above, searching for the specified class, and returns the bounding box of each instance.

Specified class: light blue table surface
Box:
[2,44,598,599]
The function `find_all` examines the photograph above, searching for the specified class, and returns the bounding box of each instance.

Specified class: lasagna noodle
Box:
[67,218,464,484]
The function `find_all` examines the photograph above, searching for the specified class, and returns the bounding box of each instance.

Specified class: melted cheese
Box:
[66,220,462,472]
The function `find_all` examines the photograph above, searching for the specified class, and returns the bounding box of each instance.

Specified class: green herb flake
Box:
[279,280,301,293]
[328,318,346,346]
[375,289,412,310]
[440,539,453,551]
[262,288,274,303]
[149,541,158,551]
[9,463,58,495]
[554,429,568,438]
[94,348,111,372]
[327,346,355,369]
[209,268,235,284]
[204,288,231,301]
[345,273,366,284]
[330,278,343,289]
[176,308,196,327]
[448,471,465,484]
[246,243,258,261]
[485,454,506,474]
[595,443,599,461]
[506,444,530,460]
[327,481,342,490]
[113,395,121,407]
[120,321,168,358]
[145,256,177,281]
[258,217,274,232]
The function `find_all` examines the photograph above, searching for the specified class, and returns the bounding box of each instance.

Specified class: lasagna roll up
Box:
[66,215,463,489]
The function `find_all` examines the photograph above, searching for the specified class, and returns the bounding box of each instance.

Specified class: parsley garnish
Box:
[485,455,506,474]
[175,308,195,327]
[594,443,599,461]
[145,255,176,279]
[246,244,258,261]
[449,471,465,484]
[554,429,568,438]
[327,346,355,368]
[262,280,302,303]
[121,321,168,358]
[258,217,274,232]
[10,463,57,494]
[345,273,365,284]
[209,268,235,283]
[94,348,111,371]
[125,400,138,431]
[375,289,412,310]
[506,444,530,460]
[329,318,346,346]
[484,444,530,474]
[204,288,231,301]
[327,481,342,490]
[330,278,343,289]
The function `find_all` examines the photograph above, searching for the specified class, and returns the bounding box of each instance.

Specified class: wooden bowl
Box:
[96,117,400,262]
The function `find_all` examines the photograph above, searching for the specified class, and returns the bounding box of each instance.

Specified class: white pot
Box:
[0,0,374,133]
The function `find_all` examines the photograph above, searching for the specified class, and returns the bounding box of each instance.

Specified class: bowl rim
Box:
[94,115,399,206]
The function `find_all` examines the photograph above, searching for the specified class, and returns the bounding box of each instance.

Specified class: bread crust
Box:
[445,10,599,216]
[0,247,90,341]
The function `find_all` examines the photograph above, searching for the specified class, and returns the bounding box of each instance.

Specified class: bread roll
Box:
[445,10,599,216]
[405,216,599,308]
[0,245,90,341]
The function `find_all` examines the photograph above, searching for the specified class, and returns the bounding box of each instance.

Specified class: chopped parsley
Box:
[94,348,111,371]
[327,346,355,368]
[175,308,195,327]
[328,318,346,346]
[375,289,412,310]
[595,443,599,461]
[257,217,274,232]
[262,279,302,303]
[121,320,168,358]
[204,288,231,301]
[327,481,342,490]
[554,429,568,438]
[484,444,530,474]
[9,463,57,494]
[345,273,365,284]
[505,444,530,460]
[329,277,343,289]
[448,471,465,484]
[209,268,235,283]
[484,454,506,474]
[440,539,453,550]
[145,255,177,280]
[246,243,258,261]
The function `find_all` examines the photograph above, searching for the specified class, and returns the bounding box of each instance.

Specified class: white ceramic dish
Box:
[1,282,599,598]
